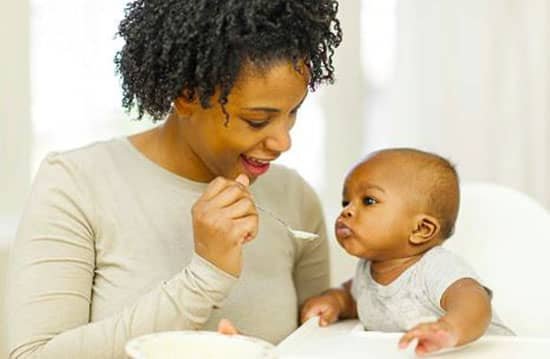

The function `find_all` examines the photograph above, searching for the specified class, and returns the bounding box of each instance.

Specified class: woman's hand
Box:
[300,292,342,327]
[192,174,258,277]
[217,318,240,335]
[398,319,459,356]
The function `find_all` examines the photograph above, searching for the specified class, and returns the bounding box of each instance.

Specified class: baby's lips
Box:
[335,221,353,238]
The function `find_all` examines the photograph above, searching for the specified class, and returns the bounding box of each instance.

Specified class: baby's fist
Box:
[300,293,341,326]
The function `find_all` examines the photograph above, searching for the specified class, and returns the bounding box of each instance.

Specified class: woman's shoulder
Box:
[34,138,134,193]
[43,137,126,163]
[39,137,131,175]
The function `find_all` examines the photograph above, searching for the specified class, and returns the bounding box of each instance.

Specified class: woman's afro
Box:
[115,0,342,120]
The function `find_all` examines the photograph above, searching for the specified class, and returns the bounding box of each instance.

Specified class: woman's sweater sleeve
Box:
[292,176,330,307]
[6,154,237,359]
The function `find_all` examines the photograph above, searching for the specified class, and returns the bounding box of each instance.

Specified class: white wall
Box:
[0,0,31,220]
[1,1,30,355]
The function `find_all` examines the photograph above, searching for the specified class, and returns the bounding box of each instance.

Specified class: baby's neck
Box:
[370,253,425,285]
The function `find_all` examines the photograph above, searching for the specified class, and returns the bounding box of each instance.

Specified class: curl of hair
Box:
[114,0,343,120]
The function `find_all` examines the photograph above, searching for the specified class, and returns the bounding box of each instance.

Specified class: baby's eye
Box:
[341,200,349,207]
[362,196,377,206]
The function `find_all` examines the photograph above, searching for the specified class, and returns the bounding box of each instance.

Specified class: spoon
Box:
[190,193,319,241]
[256,205,319,241]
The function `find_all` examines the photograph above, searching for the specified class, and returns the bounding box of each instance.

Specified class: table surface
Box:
[276,318,550,358]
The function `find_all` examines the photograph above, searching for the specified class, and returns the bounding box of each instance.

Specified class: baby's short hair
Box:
[372,148,460,239]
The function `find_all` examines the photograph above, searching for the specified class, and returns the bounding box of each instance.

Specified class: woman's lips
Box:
[240,154,271,176]
[335,221,353,238]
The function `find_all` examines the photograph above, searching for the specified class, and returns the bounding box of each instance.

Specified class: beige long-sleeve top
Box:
[5,138,329,358]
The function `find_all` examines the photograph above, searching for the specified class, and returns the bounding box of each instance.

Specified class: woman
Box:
[6,0,342,358]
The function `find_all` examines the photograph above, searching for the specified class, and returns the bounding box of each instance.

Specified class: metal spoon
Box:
[256,205,319,241]
[191,193,318,241]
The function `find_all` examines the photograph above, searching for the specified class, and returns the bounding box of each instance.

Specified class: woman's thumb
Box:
[235,174,250,187]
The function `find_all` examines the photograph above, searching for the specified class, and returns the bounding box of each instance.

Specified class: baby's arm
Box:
[300,279,358,326]
[399,278,491,355]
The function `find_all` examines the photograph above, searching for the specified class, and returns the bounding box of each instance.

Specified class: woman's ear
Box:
[409,214,440,245]
[173,92,198,118]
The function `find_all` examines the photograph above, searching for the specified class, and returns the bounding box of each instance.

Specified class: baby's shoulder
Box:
[421,245,469,268]
[416,246,480,285]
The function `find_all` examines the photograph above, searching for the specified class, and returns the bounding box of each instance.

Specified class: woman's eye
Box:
[243,119,269,129]
[341,200,349,207]
[362,196,377,206]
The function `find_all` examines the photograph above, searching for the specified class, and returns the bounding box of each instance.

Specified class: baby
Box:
[301,148,513,356]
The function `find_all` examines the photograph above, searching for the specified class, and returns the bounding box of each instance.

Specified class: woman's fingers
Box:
[210,183,254,209]
[231,216,259,244]
[200,174,251,204]
[201,176,234,201]
[217,318,240,335]
[235,173,249,187]
[222,196,258,219]
[191,174,258,276]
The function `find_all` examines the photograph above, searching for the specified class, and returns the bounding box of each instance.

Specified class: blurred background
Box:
[3,1,550,354]
[1,0,550,238]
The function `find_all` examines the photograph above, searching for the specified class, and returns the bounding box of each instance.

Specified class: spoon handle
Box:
[256,205,289,229]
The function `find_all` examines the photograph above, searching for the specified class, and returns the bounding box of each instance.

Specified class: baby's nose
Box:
[340,205,354,218]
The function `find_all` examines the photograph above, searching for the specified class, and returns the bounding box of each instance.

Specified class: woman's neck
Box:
[129,115,209,181]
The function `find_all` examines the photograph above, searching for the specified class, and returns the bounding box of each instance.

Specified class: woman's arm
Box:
[6,155,238,359]
[292,175,331,306]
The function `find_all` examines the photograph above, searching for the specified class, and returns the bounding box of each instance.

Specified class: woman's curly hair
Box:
[114,0,342,120]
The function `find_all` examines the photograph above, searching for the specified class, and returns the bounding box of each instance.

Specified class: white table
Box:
[277,318,550,358]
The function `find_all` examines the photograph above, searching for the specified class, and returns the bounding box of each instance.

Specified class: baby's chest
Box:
[356,288,439,332]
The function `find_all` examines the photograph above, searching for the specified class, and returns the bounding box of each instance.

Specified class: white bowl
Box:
[125,331,278,359]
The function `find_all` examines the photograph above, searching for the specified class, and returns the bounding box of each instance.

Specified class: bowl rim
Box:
[125,330,277,359]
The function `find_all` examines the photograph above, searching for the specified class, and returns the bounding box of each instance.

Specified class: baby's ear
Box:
[409,214,440,245]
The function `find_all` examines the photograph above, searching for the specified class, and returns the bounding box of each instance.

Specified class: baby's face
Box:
[335,155,417,260]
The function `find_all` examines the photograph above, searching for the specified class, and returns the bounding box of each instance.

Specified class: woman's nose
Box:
[264,122,292,153]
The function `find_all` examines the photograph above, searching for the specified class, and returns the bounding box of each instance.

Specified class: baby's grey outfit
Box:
[351,246,514,335]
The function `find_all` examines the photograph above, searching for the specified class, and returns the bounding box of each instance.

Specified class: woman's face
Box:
[176,61,309,182]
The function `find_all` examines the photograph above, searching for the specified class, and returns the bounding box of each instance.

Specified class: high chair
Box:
[445,181,550,337]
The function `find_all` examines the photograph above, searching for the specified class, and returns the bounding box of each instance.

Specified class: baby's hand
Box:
[398,319,459,356]
[300,292,341,326]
